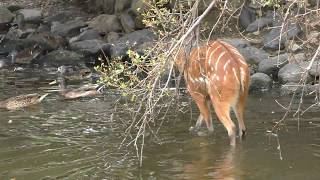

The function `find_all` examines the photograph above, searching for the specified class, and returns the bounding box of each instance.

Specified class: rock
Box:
[0,7,14,31]
[278,63,312,84]
[246,17,273,32]
[238,46,269,65]
[27,32,66,50]
[106,31,120,43]
[115,0,131,14]
[307,31,320,44]
[69,39,111,55]
[6,27,23,40]
[220,38,250,49]
[18,9,42,24]
[120,12,136,33]
[110,29,156,58]
[249,73,272,92]
[288,53,306,64]
[43,11,74,24]
[263,22,301,50]
[88,14,122,34]
[285,40,302,52]
[239,3,256,28]
[6,5,24,12]
[51,17,87,37]
[37,50,85,67]
[0,38,38,55]
[258,53,289,77]
[309,60,320,77]
[131,0,146,16]
[69,29,101,43]
[88,0,115,14]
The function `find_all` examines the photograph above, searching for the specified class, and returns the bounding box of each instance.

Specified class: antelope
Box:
[175,40,250,146]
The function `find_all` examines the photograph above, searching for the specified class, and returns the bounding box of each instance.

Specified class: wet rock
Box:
[258,53,289,77]
[120,12,135,33]
[278,63,312,84]
[263,22,301,50]
[27,32,67,51]
[110,29,156,58]
[239,3,256,28]
[51,17,87,37]
[88,14,122,34]
[246,17,273,32]
[69,39,111,55]
[18,9,42,24]
[249,73,272,92]
[37,49,85,67]
[115,0,131,14]
[0,7,14,31]
[238,46,269,65]
[69,29,101,43]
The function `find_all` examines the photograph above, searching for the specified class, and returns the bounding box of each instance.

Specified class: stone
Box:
[246,17,273,32]
[110,29,156,58]
[37,50,85,67]
[258,53,289,77]
[249,73,272,92]
[308,60,320,77]
[106,31,120,43]
[220,38,250,49]
[88,14,122,33]
[239,4,256,28]
[115,0,131,14]
[285,40,302,53]
[69,39,111,55]
[51,17,87,37]
[280,82,303,96]
[278,63,312,84]
[89,0,115,14]
[69,29,101,43]
[238,46,269,65]
[18,9,42,24]
[43,11,74,24]
[288,53,306,64]
[0,7,14,31]
[120,12,136,33]
[263,22,301,50]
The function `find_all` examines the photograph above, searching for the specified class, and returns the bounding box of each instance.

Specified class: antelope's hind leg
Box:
[189,92,213,133]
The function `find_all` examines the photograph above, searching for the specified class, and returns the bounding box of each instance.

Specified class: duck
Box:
[0,93,49,110]
[50,77,102,99]
[57,65,92,81]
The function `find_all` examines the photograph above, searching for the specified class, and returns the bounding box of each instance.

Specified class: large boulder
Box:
[37,50,85,67]
[120,12,136,33]
[249,72,272,92]
[278,63,312,84]
[88,14,122,33]
[258,53,289,78]
[69,39,111,55]
[18,9,42,24]
[110,29,156,58]
[0,7,14,31]
[263,22,301,50]
[238,46,269,65]
[115,0,131,14]
[51,17,87,37]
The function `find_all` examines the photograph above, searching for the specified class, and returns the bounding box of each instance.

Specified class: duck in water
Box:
[57,65,92,81]
[50,77,102,99]
[0,93,49,110]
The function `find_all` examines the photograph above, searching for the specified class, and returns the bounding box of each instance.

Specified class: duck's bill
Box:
[39,93,49,102]
[49,80,57,85]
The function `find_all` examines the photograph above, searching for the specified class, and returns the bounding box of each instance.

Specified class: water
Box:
[0,68,320,180]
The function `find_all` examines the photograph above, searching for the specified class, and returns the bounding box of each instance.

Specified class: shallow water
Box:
[0,68,320,180]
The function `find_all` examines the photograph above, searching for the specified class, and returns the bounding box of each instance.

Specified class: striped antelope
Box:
[175,40,250,146]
